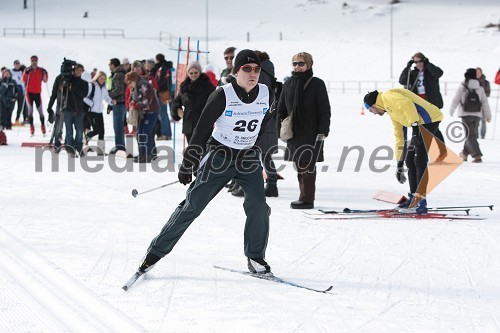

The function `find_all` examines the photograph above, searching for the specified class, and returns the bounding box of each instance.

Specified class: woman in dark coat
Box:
[171,61,215,143]
[277,52,331,209]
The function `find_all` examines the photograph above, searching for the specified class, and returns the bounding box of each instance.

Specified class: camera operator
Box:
[47,62,89,157]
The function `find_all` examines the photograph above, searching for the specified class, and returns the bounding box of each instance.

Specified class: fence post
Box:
[23,28,26,37]
[103,29,106,39]
[279,32,283,41]
[247,32,250,42]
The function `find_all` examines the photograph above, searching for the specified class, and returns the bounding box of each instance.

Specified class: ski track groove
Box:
[158,258,178,331]
[0,225,144,332]
[85,227,113,283]
[287,231,332,268]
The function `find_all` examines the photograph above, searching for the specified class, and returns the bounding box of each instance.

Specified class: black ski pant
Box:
[405,122,440,196]
[87,112,105,140]
[461,116,482,157]
[147,150,271,259]
[26,93,45,126]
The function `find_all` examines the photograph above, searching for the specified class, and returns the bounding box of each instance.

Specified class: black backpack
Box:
[462,84,481,112]
[261,68,283,101]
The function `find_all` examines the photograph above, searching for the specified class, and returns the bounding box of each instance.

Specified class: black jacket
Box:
[48,74,89,113]
[277,72,331,162]
[399,60,444,108]
[0,77,19,107]
[172,73,215,135]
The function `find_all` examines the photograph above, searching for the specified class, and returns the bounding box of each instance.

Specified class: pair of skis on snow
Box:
[303,205,493,220]
[122,266,333,294]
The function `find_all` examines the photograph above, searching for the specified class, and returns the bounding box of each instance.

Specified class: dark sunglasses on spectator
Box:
[188,71,199,75]
[224,56,235,60]
[240,66,261,73]
[292,61,306,67]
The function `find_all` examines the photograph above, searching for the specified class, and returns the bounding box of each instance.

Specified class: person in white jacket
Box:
[84,71,113,155]
[449,68,491,163]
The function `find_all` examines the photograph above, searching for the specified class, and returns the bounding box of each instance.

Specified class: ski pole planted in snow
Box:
[131,180,180,198]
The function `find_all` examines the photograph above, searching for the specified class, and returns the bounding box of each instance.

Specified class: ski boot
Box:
[397,193,414,208]
[139,252,161,273]
[247,257,271,274]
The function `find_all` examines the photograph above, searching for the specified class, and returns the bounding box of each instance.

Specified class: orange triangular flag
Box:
[410,124,463,207]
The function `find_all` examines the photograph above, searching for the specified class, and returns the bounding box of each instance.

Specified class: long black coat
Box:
[172,73,215,135]
[399,61,444,108]
[277,76,331,162]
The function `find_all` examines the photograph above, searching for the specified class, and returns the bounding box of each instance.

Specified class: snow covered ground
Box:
[1,0,500,332]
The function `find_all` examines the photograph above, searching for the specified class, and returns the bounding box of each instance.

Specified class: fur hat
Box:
[363,90,379,109]
[187,61,202,73]
[232,49,261,74]
[464,68,476,80]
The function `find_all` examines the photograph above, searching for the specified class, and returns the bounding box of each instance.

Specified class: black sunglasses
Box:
[292,61,306,67]
[240,66,261,73]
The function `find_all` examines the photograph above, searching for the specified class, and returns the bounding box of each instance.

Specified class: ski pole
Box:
[131,180,179,198]
[429,205,494,211]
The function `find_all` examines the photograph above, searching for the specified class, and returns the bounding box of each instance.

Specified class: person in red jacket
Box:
[22,55,48,136]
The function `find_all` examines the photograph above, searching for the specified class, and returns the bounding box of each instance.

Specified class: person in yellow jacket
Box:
[363,89,443,214]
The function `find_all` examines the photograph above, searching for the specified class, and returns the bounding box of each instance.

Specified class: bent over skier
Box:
[363,89,443,214]
[136,50,275,277]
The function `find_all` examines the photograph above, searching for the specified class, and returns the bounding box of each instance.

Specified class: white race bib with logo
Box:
[212,83,269,149]
[416,71,426,94]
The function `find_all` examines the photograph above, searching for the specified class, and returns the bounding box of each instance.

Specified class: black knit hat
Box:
[232,49,261,74]
[363,90,379,109]
[464,68,476,80]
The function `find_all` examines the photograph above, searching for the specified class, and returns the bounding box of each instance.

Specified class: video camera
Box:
[60,58,77,83]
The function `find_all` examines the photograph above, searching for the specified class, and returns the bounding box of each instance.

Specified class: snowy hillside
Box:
[1,0,500,332]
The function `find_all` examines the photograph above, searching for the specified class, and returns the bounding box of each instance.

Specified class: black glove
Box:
[47,108,55,124]
[396,166,407,184]
[178,163,193,185]
[396,160,406,183]
[423,58,429,65]
[107,105,113,114]
[407,59,414,68]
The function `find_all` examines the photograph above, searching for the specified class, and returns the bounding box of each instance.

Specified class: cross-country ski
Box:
[214,266,333,294]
